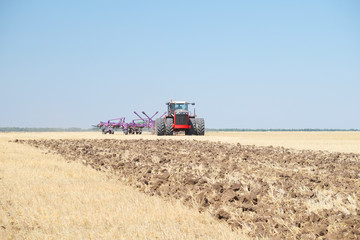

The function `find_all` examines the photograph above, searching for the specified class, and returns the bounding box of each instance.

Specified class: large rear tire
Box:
[156,118,165,136]
[195,118,205,135]
[165,118,174,135]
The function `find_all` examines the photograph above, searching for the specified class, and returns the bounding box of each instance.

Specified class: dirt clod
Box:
[216,209,231,220]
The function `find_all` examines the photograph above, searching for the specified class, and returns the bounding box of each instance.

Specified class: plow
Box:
[93,111,165,135]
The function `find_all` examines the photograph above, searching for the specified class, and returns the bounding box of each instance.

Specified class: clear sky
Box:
[1,1,359,129]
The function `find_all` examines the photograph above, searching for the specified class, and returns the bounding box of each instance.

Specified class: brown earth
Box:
[18,139,360,239]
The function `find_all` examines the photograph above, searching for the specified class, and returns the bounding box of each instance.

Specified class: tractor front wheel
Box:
[195,118,205,135]
[187,118,196,135]
[165,118,174,135]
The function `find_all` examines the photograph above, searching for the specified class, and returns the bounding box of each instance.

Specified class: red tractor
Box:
[155,100,205,136]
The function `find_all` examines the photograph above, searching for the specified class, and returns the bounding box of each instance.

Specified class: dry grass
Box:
[205,131,360,153]
[2,131,359,153]
[0,134,247,240]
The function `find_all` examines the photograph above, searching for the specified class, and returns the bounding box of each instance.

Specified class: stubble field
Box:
[1,132,359,239]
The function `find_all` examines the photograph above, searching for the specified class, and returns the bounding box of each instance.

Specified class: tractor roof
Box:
[172,101,188,104]
[166,101,195,105]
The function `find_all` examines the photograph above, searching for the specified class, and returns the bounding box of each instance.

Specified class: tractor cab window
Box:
[174,103,188,111]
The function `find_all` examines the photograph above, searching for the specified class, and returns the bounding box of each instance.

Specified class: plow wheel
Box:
[165,118,174,135]
[156,118,165,136]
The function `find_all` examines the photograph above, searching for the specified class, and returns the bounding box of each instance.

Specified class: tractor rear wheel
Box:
[165,118,174,135]
[195,118,205,135]
[156,118,165,136]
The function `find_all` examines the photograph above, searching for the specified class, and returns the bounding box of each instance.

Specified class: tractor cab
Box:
[166,101,194,116]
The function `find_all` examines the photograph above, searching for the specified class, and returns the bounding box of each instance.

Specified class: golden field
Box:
[1,131,360,153]
[0,133,247,240]
[1,131,359,239]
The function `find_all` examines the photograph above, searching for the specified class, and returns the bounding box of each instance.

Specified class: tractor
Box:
[155,100,205,136]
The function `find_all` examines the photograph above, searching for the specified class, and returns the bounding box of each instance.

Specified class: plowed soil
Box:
[19,139,360,239]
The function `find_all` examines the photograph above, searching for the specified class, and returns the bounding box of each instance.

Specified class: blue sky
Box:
[1,1,359,129]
